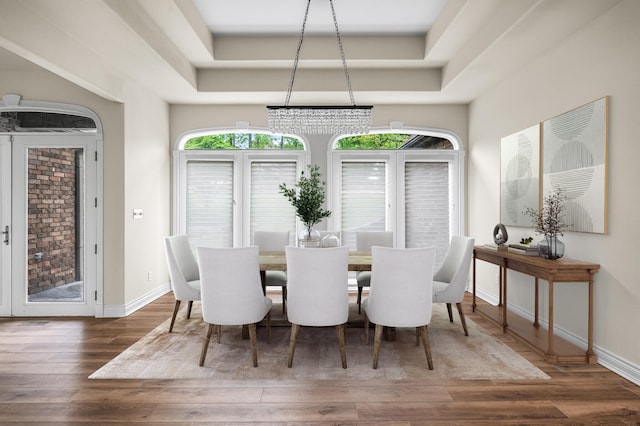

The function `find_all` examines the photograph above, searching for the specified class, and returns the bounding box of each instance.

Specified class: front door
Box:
[2,134,97,316]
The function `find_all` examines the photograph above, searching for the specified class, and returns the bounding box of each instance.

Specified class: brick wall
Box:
[28,148,79,295]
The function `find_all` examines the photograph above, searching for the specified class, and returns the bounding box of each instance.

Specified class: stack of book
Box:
[483,243,508,251]
[507,244,539,256]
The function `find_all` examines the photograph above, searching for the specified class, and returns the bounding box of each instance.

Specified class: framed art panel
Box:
[541,97,608,234]
[500,124,540,227]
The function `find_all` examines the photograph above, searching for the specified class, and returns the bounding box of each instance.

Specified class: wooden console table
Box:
[472,246,600,364]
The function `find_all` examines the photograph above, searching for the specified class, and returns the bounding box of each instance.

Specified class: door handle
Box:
[2,225,8,245]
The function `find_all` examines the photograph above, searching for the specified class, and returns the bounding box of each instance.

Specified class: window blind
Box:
[186,160,233,248]
[340,161,386,249]
[405,161,450,266]
[249,161,297,245]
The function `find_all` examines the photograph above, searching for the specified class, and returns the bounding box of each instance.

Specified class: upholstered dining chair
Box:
[363,246,436,370]
[253,231,290,313]
[163,235,201,333]
[197,246,272,368]
[432,235,475,336]
[355,231,393,313]
[285,246,350,368]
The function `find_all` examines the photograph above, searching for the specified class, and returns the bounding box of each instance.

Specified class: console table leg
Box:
[502,266,508,332]
[472,256,477,312]
[547,280,555,358]
[534,278,540,327]
[587,277,597,363]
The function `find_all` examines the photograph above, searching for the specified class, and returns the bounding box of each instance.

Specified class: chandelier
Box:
[267,0,373,135]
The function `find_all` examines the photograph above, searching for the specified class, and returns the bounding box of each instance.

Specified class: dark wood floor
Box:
[1,292,639,425]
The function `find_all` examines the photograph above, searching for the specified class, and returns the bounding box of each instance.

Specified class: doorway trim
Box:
[0,94,104,317]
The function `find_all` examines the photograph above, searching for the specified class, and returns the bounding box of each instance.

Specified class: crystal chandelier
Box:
[267,0,373,135]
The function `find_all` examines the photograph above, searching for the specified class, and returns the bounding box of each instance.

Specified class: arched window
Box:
[329,129,463,267]
[174,131,307,248]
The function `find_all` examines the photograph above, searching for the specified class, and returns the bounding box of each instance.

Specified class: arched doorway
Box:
[0,95,103,316]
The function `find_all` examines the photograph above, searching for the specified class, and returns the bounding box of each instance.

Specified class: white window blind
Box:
[250,161,297,245]
[186,160,233,248]
[340,161,386,249]
[405,161,450,266]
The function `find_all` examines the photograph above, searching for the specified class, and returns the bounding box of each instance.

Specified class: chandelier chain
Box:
[285,0,356,106]
[284,0,311,106]
[329,0,356,105]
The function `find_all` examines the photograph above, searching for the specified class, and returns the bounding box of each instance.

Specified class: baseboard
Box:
[474,288,640,387]
[101,283,171,318]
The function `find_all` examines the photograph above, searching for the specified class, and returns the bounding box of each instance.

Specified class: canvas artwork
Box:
[500,124,540,227]
[541,97,608,234]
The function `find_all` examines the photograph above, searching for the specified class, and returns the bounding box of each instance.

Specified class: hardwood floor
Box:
[1,292,639,425]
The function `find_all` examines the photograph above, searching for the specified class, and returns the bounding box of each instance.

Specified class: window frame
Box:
[327,128,465,251]
[173,129,308,247]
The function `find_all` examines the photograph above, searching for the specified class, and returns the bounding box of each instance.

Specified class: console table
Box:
[472,246,600,364]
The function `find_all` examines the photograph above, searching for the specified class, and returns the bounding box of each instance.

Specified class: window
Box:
[329,130,462,267]
[175,131,306,247]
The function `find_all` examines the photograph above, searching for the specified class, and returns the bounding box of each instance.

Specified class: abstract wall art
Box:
[500,124,540,227]
[541,97,608,234]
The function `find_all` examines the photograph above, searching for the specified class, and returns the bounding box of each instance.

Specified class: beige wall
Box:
[122,82,171,304]
[169,103,469,162]
[468,0,640,367]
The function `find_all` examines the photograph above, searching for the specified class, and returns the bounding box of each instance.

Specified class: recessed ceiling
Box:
[192,0,448,36]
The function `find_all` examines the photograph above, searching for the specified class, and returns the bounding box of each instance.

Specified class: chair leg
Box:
[169,300,181,332]
[216,324,222,343]
[186,300,194,319]
[335,323,347,369]
[199,323,214,366]
[266,311,272,344]
[456,302,469,336]
[287,323,300,368]
[418,325,434,370]
[357,287,363,314]
[364,312,370,344]
[446,303,454,322]
[282,287,287,314]
[248,323,258,368]
[372,324,384,369]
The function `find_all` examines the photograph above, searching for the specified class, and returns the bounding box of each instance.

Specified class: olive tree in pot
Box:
[279,165,331,247]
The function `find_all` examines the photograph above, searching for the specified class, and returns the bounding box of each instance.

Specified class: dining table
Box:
[252,250,401,340]
[259,250,372,276]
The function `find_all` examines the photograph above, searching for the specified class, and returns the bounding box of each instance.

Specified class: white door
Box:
[7,134,97,316]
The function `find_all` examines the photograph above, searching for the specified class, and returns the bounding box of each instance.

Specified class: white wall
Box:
[468,0,640,377]
[122,82,171,306]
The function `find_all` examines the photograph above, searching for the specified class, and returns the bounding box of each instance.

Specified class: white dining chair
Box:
[432,236,475,336]
[163,235,201,332]
[285,246,350,368]
[253,231,290,313]
[355,231,393,313]
[363,246,436,369]
[197,246,272,367]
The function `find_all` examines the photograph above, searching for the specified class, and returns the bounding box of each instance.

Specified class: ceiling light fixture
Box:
[267,0,373,135]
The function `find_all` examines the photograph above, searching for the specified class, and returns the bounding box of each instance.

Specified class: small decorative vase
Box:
[538,235,565,259]
[298,228,321,248]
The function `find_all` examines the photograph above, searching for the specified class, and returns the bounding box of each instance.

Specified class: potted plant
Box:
[280,165,331,247]
[524,185,568,259]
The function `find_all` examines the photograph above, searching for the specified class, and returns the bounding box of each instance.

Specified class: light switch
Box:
[133,209,143,219]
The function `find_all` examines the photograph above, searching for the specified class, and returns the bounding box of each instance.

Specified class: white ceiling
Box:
[193,0,448,36]
[0,0,623,106]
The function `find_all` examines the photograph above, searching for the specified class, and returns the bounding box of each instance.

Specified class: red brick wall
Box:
[28,148,79,295]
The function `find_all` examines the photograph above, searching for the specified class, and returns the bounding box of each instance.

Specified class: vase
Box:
[298,228,321,248]
[538,235,565,259]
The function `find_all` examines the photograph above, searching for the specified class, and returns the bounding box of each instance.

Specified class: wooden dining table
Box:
[259,250,372,274]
